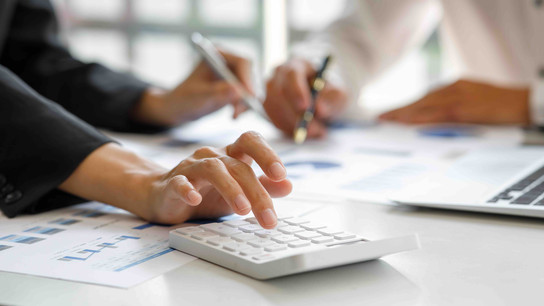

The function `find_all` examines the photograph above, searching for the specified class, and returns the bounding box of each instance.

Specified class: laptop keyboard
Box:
[488,165,544,205]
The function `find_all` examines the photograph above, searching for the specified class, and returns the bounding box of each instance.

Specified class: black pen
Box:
[293,55,332,144]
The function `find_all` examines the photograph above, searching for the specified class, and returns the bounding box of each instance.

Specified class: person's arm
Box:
[0,65,112,217]
[0,63,291,227]
[1,0,255,131]
[0,0,154,132]
[264,0,441,137]
[59,132,292,228]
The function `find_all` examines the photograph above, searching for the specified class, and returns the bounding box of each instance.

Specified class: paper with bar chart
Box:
[0,202,195,288]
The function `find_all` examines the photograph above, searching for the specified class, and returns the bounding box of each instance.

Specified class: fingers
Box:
[221,158,278,228]
[379,82,459,124]
[232,102,248,119]
[280,65,313,112]
[264,79,300,136]
[314,85,348,121]
[259,176,292,198]
[208,81,239,104]
[169,175,202,206]
[219,50,254,95]
[263,60,315,135]
[226,131,287,181]
[179,142,284,228]
[186,157,254,216]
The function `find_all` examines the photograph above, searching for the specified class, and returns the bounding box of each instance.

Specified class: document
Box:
[0,202,195,288]
[161,111,524,204]
[109,110,524,204]
[0,199,322,288]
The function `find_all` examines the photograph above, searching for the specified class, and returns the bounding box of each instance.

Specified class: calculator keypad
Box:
[174,217,362,262]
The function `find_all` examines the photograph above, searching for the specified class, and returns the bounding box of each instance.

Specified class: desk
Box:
[2,199,543,305]
[2,113,543,305]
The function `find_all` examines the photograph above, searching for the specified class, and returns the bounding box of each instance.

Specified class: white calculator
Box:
[169,216,419,279]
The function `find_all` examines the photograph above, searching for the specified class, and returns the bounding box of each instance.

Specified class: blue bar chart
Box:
[58,235,140,262]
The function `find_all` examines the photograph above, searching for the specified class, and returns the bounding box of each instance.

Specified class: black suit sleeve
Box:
[0,0,160,132]
[0,65,112,217]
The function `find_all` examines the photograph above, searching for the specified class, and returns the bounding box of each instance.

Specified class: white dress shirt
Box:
[294,0,544,123]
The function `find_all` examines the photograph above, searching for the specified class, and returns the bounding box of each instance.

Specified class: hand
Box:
[378,79,530,125]
[144,131,292,228]
[264,58,348,138]
[133,50,254,126]
[59,132,292,229]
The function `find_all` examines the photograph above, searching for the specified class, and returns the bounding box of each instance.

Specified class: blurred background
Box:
[51,0,441,115]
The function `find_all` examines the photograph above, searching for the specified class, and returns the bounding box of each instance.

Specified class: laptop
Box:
[390,147,544,218]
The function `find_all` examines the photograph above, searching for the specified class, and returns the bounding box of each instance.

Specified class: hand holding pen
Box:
[191,33,269,121]
[293,55,332,144]
[263,58,348,141]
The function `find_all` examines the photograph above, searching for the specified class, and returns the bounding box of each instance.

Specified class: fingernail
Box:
[259,208,277,227]
[269,162,286,179]
[187,190,201,204]
[234,194,251,212]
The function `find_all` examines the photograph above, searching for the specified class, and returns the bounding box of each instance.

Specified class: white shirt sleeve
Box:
[291,0,442,120]
[529,79,544,126]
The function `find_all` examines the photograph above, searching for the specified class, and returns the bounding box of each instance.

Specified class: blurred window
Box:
[53,0,440,113]
[53,0,264,88]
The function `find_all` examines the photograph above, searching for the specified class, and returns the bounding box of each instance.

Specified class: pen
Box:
[190,32,269,120]
[293,55,332,144]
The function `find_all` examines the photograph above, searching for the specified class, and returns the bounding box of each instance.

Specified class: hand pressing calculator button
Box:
[169,216,420,280]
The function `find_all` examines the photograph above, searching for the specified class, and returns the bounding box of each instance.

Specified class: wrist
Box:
[132,87,173,127]
[59,143,169,219]
[121,158,168,219]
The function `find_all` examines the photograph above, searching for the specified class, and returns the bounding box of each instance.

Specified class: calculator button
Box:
[240,247,262,256]
[244,217,259,224]
[207,237,235,246]
[248,239,276,248]
[301,223,327,231]
[317,228,343,236]
[264,244,287,252]
[239,224,263,233]
[278,226,305,234]
[295,231,322,240]
[311,236,334,244]
[175,227,203,235]
[223,242,251,252]
[288,240,311,248]
[275,221,289,228]
[334,233,356,240]
[223,220,250,228]
[201,224,242,236]
[252,254,276,261]
[191,231,219,240]
[272,235,299,244]
[278,216,294,220]
[231,233,257,242]
[284,218,311,225]
[255,229,282,238]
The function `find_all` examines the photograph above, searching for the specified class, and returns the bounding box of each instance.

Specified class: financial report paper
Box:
[0,202,195,288]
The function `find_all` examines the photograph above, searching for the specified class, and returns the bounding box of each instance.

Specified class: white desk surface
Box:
[2,199,543,306]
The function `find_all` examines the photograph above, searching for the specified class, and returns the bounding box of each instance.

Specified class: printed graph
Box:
[24,226,65,235]
[0,235,45,244]
[0,245,12,251]
[58,235,140,262]
[73,210,106,218]
[49,218,81,226]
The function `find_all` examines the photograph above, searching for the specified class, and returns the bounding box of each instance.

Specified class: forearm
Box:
[58,143,168,218]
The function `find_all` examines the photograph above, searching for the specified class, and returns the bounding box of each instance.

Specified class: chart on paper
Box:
[0,202,195,288]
